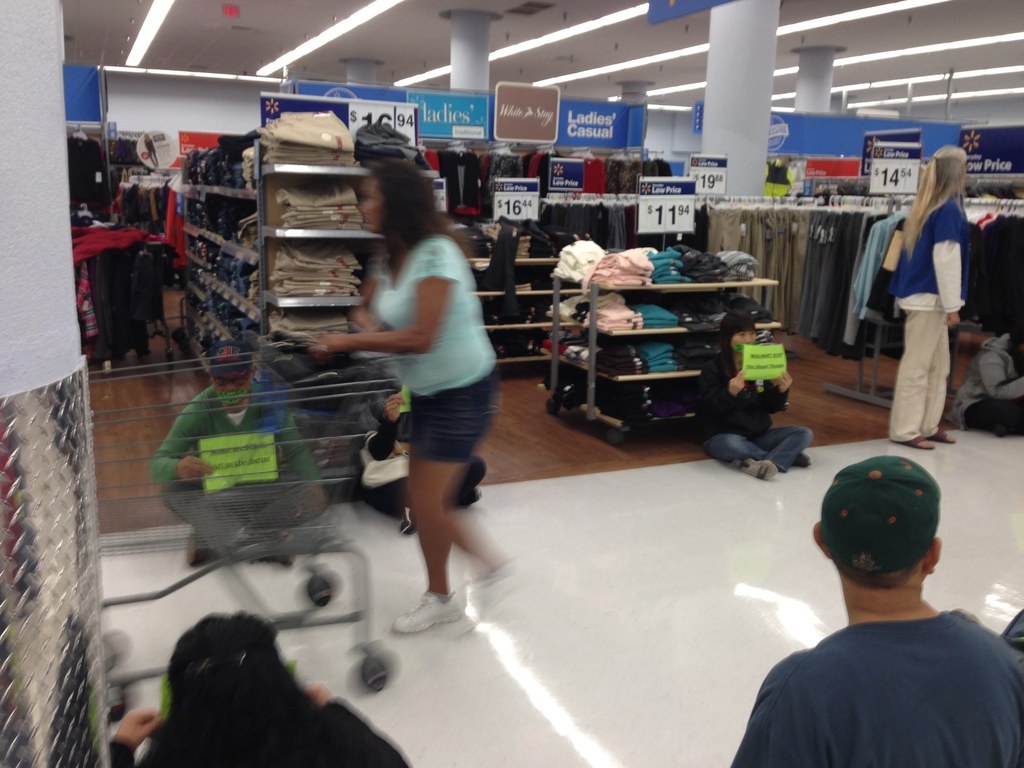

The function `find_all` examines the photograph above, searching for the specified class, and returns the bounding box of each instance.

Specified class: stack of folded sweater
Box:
[553,240,606,284]
[268,309,350,335]
[270,241,361,297]
[665,294,728,330]
[558,292,625,324]
[650,383,702,418]
[596,345,648,377]
[237,212,258,247]
[636,341,684,372]
[275,180,364,230]
[259,112,355,165]
[674,245,730,282]
[596,383,654,422]
[648,249,685,284]
[717,250,760,281]
[628,304,678,329]
[583,248,656,289]
[674,336,720,366]
[581,293,643,332]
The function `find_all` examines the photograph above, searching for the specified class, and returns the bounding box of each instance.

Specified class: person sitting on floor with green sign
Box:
[151,340,326,566]
[697,311,813,480]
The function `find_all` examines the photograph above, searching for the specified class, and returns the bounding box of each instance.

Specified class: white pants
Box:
[889,309,950,442]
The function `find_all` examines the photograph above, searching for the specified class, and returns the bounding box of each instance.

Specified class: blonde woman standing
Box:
[888,146,970,449]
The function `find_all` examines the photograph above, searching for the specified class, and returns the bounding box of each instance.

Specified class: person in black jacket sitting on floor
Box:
[361,389,485,534]
[697,311,813,480]
[110,613,408,768]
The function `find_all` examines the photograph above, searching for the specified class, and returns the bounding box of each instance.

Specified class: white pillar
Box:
[442,10,500,92]
[1,0,81,394]
[618,80,652,106]
[793,46,843,113]
[702,0,781,196]
[345,58,380,85]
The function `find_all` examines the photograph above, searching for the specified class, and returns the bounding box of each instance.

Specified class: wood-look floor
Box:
[90,292,982,532]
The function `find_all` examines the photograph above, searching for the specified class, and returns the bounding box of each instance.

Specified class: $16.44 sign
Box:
[492,178,539,221]
[869,158,920,195]
[637,177,696,234]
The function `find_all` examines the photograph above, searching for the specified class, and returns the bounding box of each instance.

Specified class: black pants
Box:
[964,398,1024,435]
[362,457,486,518]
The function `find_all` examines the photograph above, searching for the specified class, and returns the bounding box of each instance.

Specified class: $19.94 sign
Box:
[347,100,418,144]
[492,178,539,221]
[637,177,696,235]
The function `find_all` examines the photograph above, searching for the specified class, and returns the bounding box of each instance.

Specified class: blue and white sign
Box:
[289,80,407,103]
[961,126,1024,175]
[764,114,958,160]
[868,141,923,195]
[492,178,540,221]
[407,91,489,140]
[767,113,791,153]
[648,0,740,24]
[557,101,631,149]
[260,93,417,143]
[638,177,697,234]
[63,65,102,123]
[689,154,727,196]
[433,178,448,212]
[692,101,704,135]
[862,129,921,176]
[549,158,585,191]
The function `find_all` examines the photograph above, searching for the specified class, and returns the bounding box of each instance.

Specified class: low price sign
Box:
[689,154,728,196]
[347,100,418,143]
[637,177,696,234]
[433,178,448,212]
[869,141,922,195]
[493,178,540,221]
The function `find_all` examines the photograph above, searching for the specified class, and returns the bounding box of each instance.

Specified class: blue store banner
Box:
[648,0,740,24]
[549,158,585,191]
[407,91,489,140]
[861,129,921,175]
[261,94,349,126]
[63,65,102,124]
[289,80,407,103]
[764,111,960,163]
[960,126,1024,175]
[692,101,704,135]
[557,100,631,149]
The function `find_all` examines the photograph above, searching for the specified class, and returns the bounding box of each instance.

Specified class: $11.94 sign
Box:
[492,178,539,221]
[870,159,920,195]
[637,177,696,234]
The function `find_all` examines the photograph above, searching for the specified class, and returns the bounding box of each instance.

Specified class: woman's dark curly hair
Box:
[140,613,338,768]
[366,158,472,261]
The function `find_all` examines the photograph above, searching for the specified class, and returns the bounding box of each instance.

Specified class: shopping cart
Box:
[90,339,399,703]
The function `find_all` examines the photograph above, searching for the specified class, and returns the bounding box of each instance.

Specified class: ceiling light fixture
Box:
[395,64,453,88]
[835,31,1024,67]
[647,104,693,112]
[776,0,953,36]
[646,80,707,97]
[849,86,1024,108]
[104,65,279,83]
[125,0,176,67]
[534,44,709,86]
[257,0,407,77]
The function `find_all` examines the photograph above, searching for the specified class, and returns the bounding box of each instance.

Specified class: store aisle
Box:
[100,432,1023,767]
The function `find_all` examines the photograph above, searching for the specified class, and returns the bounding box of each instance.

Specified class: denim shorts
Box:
[410,368,499,462]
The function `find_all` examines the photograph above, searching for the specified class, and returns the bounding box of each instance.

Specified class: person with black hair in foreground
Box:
[697,311,812,480]
[732,456,1024,767]
[950,317,1024,437]
[111,613,408,768]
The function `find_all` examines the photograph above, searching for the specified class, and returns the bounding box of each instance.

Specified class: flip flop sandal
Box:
[926,430,957,444]
[896,436,935,450]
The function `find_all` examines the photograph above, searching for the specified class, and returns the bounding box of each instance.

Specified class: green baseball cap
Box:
[821,456,940,573]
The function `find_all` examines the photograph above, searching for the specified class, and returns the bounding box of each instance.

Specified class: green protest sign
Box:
[199,432,279,492]
[741,344,787,381]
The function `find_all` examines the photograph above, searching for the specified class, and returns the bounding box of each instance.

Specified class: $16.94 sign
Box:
[346,100,418,143]
[492,178,539,221]
[637,177,696,234]
[869,159,920,195]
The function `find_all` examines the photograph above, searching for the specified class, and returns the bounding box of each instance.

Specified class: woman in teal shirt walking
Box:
[314,159,506,633]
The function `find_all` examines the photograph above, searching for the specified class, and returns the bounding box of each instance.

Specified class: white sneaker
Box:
[392,592,463,634]
[739,459,778,480]
[467,563,514,619]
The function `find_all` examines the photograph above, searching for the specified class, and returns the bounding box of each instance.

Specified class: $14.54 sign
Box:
[347,100,418,143]
[870,159,920,195]
[689,154,727,196]
[492,178,539,221]
[637,177,696,234]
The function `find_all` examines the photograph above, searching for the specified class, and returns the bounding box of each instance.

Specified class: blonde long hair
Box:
[903,145,967,255]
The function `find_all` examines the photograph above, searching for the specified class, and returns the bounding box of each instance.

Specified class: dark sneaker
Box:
[186,534,212,567]
[792,453,812,468]
[399,507,416,536]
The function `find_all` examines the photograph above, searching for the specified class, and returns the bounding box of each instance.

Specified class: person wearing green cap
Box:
[732,456,1024,767]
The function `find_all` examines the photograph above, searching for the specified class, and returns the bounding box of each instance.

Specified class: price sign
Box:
[433,178,448,212]
[689,154,728,196]
[347,100,418,143]
[637,177,696,234]
[492,178,540,221]
[870,159,920,195]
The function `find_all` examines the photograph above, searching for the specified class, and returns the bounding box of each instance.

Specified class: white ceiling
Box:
[62,0,1024,107]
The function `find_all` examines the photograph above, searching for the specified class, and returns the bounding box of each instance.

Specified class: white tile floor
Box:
[100,433,1024,768]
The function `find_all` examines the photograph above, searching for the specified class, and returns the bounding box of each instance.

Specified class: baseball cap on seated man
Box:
[208,340,252,378]
[820,456,940,574]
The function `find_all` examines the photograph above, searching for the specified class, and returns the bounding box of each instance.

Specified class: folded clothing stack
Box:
[717,250,760,281]
[583,248,656,289]
[672,245,730,283]
[268,309,350,336]
[648,249,686,284]
[628,304,678,329]
[636,341,684,373]
[275,179,364,230]
[553,240,606,283]
[271,241,361,297]
[259,111,355,165]
[674,336,720,364]
[596,345,648,377]
[595,382,654,422]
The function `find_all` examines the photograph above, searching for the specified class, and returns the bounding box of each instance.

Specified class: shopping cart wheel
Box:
[360,653,389,693]
[605,428,626,446]
[305,572,336,608]
[545,398,560,415]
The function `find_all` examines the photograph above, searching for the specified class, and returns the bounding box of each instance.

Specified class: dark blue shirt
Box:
[889,198,970,300]
[732,613,1024,768]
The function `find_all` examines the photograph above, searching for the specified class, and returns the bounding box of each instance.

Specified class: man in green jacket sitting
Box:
[151,340,325,565]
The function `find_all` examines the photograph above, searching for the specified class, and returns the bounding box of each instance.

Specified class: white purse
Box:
[360,432,409,488]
